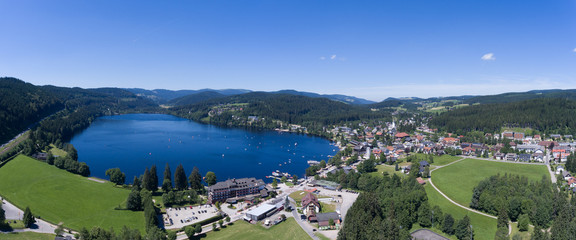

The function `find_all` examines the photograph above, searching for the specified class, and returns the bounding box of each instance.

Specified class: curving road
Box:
[428,157,512,235]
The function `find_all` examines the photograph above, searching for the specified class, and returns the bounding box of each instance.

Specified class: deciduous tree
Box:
[105,168,125,185]
[205,171,217,186]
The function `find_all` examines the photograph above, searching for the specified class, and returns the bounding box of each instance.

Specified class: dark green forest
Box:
[463,89,576,104]
[430,98,576,135]
[0,77,63,143]
[168,91,225,106]
[171,92,393,133]
[470,174,556,226]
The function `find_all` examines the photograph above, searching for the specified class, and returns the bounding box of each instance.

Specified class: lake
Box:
[71,114,338,184]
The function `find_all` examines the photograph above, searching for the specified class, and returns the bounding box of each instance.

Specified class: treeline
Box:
[430,98,576,135]
[463,89,576,105]
[0,77,63,143]
[470,174,557,227]
[171,92,392,132]
[338,174,474,240]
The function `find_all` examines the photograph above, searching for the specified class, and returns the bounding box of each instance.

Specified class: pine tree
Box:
[0,201,5,225]
[442,213,455,235]
[23,206,36,228]
[150,165,158,192]
[142,168,152,191]
[189,166,202,191]
[418,202,432,227]
[174,164,188,190]
[132,176,141,191]
[164,163,172,182]
[455,215,472,240]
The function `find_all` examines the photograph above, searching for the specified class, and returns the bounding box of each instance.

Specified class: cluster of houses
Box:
[331,122,575,164]
[556,165,576,193]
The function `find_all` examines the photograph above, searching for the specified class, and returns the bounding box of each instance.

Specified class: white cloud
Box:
[319,54,345,61]
[481,53,496,61]
[573,48,576,53]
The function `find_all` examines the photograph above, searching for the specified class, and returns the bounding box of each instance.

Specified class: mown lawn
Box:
[424,184,497,240]
[430,155,462,166]
[432,158,550,206]
[372,164,405,178]
[0,155,145,232]
[0,232,56,240]
[202,217,311,240]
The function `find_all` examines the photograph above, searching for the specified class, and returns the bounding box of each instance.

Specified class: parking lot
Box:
[163,204,219,229]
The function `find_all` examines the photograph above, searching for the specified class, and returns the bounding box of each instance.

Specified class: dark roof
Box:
[518,154,531,161]
[419,160,430,167]
[316,212,339,222]
[208,177,265,191]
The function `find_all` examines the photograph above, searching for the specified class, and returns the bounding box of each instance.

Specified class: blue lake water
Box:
[71,114,338,184]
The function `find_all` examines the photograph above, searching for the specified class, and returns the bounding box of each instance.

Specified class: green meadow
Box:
[432,158,550,206]
[203,217,311,240]
[0,155,145,232]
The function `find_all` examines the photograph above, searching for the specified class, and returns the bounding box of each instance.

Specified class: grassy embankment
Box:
[0,155,145,232]
[426,158,549,239]
[0,232,56,240]
[202,217,311,240]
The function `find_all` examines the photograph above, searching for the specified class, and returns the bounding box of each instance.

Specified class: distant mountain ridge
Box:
[124,88,376,105]
[124,88,250,103]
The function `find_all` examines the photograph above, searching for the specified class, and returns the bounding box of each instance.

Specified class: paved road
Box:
[1,198,74,237]
[287,198,319,240]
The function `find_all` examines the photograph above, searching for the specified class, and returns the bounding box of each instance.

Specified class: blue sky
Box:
[1,1,575,101]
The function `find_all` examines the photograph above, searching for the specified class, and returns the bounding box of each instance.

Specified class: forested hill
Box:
[0,78,158,144]
[168,91,226,106]
[273,90,375,105]
[0,77,64,143]
[463,89,576,104]
[170,92,391,131]
[429,98,576,135]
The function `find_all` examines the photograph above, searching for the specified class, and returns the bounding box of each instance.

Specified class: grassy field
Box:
[510,221,533,239]
[289,191,309,203]
[424,184,497,240]
[372,164,405,178]
[319,202,336,213]
[0,232,56,240]
[202,217,311,240]
[432,158,550,206]
[0,155,145,232]
[430,155,462,166]
[48,144,67,157]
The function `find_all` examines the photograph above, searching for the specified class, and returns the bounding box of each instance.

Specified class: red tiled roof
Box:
[302,192,320,209]
[416,177,426,185]
[395,132,410,138]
